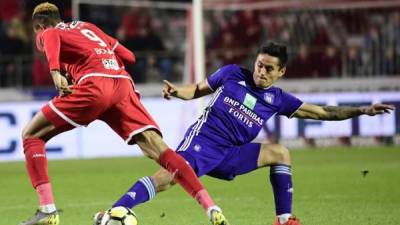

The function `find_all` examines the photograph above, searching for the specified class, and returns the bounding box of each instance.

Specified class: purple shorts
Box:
[176,137,261,180]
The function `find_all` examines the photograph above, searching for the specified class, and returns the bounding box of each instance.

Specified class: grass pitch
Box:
[1,146,399,225]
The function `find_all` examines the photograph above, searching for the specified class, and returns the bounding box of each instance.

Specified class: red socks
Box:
[195,189,215,211]
[23,137,50,188]
[159,149,203,196]
[159,149,215,210]
[36,183,55,206]
[24,137,55,208]
[24,137,56,207]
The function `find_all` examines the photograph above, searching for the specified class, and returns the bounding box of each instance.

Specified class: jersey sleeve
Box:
[98,27,135,64]
[207,65,235,91]
[113,42,136,65]
[278,91,303,118]
[88,22,136,65]
[41,29,61,71]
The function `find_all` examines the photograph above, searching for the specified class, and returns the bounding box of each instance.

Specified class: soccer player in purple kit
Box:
[95,42,394,225]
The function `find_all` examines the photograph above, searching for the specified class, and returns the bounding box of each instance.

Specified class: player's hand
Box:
[56,75,73,97]
[360,103,395,116]
[51,70,73,97]
[162,80,178,100]
[57,84,73,97]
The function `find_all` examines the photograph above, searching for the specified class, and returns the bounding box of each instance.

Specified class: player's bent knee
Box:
[21,126,32,139]
[271,144,291,165]
[260,144,291,166]
[21,125,40,140]
[135,129,169,159]
[21,112,59,142]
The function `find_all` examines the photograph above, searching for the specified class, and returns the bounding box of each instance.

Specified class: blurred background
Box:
[0,0,399,161]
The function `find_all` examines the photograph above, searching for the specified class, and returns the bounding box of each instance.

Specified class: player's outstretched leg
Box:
[259,144,301,225]
[113,176,157,208]
[92,176,157,225]
[92,174,230,225]
[129,130,229,224]
[95,171,229,225]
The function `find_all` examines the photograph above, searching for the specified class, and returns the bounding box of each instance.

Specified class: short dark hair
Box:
[257,42,288,69]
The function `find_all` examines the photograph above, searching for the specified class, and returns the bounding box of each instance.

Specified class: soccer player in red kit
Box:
[20,3,228,225]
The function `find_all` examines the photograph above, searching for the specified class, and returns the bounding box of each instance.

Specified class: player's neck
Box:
[48,20,62,28]
[262,85,272,90]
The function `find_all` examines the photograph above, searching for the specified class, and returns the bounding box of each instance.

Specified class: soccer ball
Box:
[100,206,138,225]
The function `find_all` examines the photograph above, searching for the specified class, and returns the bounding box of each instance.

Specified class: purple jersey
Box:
[178,64,303,151]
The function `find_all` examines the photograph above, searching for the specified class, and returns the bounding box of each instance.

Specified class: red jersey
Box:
[36,21,136,83]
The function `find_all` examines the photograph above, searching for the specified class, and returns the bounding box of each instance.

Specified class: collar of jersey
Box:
[55,22,66,28]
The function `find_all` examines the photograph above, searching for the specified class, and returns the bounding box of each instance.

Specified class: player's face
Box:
[253,53,285,88]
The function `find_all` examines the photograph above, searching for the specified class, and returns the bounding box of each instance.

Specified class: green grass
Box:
[1,146,399,225]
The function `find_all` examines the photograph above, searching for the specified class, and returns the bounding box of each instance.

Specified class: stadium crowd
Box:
[0,0,399,88]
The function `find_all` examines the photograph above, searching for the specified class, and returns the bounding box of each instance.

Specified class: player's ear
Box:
[278,67,286,77]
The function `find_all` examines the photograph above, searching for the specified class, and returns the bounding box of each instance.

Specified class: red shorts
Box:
[42,75,160,144]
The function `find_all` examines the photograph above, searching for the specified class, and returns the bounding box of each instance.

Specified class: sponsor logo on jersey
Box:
[224,96,264,127]
[243,93,257,110]
[264,93,274,104]
[102,59,120,70]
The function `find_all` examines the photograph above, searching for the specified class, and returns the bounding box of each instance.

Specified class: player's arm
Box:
[293,103,395,120]
[101,29,135,64]
[41,29,72,96]
[50,70,73,97]
[162,80,214,100]
[113,42,135,65]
